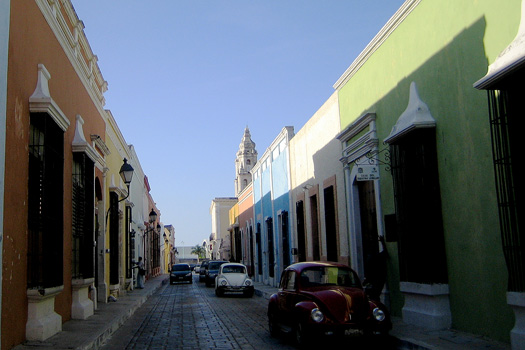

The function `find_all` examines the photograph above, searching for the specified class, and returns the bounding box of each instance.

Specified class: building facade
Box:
[252,127,294,287]
[289,92,349,268]
[1,2,165,348]
[210,198,237,260]
[334,0,521,345]
[238,183,255,276]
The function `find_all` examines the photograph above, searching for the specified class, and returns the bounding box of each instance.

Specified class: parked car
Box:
[170,263,193,284]
[194,264,201,274]
[215,263,254,297]
[267,262,391,346]
[205,260,228,287]
[199,260,210,282]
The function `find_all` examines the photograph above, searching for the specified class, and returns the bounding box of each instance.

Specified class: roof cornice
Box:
[333,0,421,90]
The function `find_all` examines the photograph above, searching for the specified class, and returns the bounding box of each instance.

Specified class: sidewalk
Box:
[252,281,511,350]
[12,278,511,350]
[13,275,169,350]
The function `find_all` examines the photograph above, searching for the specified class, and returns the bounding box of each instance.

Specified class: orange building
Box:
[3,1,109,348]
[238,183,256,277]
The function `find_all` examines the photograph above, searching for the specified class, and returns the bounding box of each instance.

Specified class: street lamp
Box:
[118,158,134,202]
[106,158,135,222]
[149,209,158,223]
[119,158,134,185]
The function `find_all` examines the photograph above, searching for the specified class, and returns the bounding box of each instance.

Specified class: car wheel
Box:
[244,289,254,298]
[295,322,309,347]
[215,288,224,297]
[268,311,280,338]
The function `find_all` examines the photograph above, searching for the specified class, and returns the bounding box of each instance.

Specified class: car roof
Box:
[220,262,246,268]
[284,261,353,273]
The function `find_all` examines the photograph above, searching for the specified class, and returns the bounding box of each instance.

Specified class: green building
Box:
[335,0,524,346]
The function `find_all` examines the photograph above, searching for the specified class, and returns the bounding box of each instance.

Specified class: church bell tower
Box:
[235,127,257,196]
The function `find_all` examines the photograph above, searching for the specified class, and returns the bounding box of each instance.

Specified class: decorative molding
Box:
[109,174,127,198]
[384,82,436,144]
[72,115,99,163]
[475,0,525,89]
[91,134,111,157]
[29,64,70,132]
[35,0,107,113]
[338,113,378,165]
[337,112,376,143]
[333,0,422,90]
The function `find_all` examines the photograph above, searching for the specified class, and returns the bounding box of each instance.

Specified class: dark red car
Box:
[267,262,391,346]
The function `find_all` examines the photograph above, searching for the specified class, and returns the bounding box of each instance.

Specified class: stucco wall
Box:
[336,0,521,341]
[3,1,108,347]
[289,92,348,264]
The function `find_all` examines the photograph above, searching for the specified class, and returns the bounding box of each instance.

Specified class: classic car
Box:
[267,262,391,346]
[170,263,193,284]
[215,263,254,297]
[205,260,229,287]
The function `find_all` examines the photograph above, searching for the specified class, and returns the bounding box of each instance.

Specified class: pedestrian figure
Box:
[363,235,388,301]
[134,257,145,289]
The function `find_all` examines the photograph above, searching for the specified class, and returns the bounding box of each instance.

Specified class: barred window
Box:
[280,211,290,267]
[28,113,64,289]
[324,186,338,262]
[72,153,94,280]
[109,192,119,285]
[267,217,274,278]
[296,201,306,262]
[390,128,448,284]
[256,223,262,275]
[487,88,525,292]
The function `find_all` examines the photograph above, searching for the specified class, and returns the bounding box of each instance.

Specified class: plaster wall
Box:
[289,92,348,264]
[3,1,107,347]
[335,0,520,341]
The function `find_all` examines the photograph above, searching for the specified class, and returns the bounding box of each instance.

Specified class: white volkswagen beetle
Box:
[215,262,254,297]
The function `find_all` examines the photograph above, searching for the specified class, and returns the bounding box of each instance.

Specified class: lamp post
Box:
[107,158,134,288]
[118,158,134,202]
[143,209,158,277]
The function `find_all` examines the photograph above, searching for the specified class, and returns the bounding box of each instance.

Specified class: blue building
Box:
[252,127,294,287]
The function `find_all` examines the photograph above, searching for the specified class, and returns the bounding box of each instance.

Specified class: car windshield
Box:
[173,265,190,272]
[209,262,226,270]
[300,266,360,288]
[222,265,246,274]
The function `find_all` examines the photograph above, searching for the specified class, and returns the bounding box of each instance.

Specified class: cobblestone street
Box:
[99,275,396,350]
[100,275,297,350]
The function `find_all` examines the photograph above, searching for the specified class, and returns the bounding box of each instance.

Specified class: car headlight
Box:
[373,308,386,322]
[220,279,227,286]
[245,279,252,286]
[186,273,192,277]
[311,308,324,323]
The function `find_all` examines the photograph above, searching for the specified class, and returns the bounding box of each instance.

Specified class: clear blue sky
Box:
[71,0,406,247]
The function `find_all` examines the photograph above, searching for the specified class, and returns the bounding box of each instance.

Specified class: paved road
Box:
[100,274,396,349]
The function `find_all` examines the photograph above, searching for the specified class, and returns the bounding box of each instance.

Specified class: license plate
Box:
[344,329,363,336]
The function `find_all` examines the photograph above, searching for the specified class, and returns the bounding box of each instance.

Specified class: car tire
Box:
[244,289,254,298]
[295,322,309,347]
[268,311,280,338]
[215,288,224,297]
